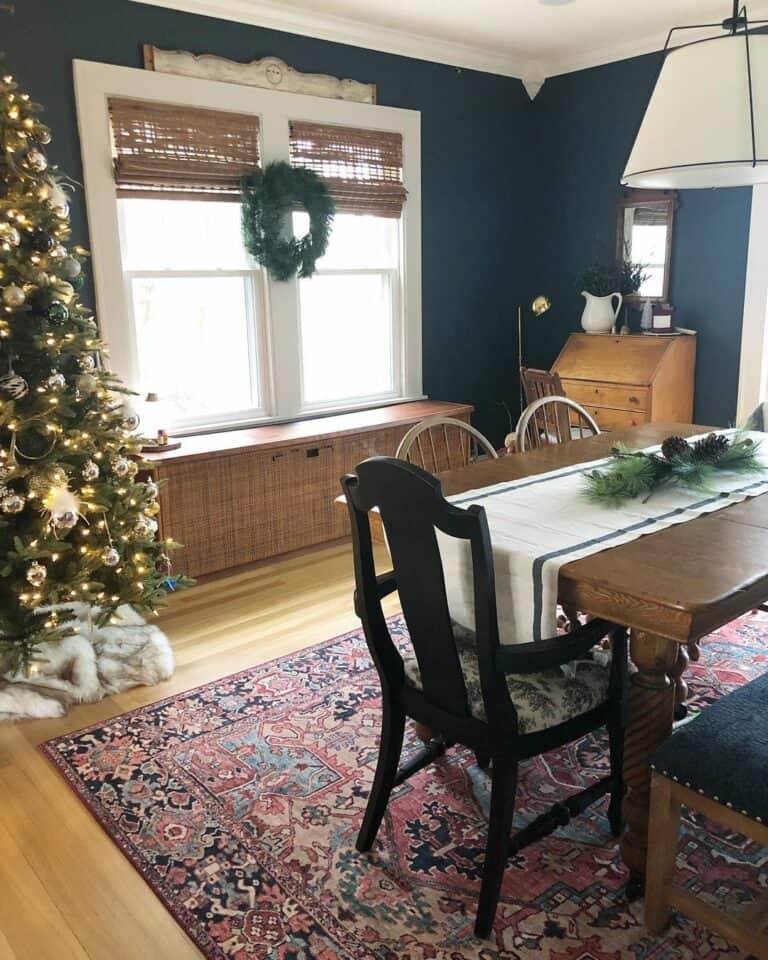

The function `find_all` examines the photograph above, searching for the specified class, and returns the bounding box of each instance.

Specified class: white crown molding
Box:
[131,0,538,81]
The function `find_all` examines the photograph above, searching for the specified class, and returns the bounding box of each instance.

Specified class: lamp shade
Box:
[622,32,768,189]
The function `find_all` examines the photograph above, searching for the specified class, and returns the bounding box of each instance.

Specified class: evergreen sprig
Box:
[584,433,763,507]
[0,66,192,670]
[241,161,334,281]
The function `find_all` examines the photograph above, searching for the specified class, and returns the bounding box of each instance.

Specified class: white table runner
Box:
[438,430,768,646]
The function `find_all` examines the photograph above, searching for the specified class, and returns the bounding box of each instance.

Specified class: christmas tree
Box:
[0,67,190,670]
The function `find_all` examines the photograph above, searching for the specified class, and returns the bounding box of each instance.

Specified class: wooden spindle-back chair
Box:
[396,416,498,474]
[516,396,600,453]
[520,367,565,405]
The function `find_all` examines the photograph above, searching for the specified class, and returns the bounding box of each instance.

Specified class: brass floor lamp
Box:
[517,295,551,411]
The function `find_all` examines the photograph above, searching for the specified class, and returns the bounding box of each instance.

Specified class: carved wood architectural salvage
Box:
[143,46,376,104]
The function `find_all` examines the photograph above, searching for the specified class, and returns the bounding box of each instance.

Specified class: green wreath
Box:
[241,161,334,281]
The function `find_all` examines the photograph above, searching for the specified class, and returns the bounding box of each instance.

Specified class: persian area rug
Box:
[42,615,768,960]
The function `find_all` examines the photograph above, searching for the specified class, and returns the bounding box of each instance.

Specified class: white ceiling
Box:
[135,0,768,89]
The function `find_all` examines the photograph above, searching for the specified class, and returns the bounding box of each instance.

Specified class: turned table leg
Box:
[621,629,679,896]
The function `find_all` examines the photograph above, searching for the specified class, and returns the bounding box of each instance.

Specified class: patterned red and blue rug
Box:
[43,614,768,959]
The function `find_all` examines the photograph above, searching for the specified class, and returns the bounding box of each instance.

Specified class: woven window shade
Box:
[289,121,406,217]
[109,98,260,200]
[633,203,669,227]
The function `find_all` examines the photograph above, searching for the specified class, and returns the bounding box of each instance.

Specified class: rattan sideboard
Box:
[144,400,474,578]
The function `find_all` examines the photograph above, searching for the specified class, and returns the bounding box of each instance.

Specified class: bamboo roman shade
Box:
[109,98,260,200]
[289,121,406,217]
[632,203,669,227]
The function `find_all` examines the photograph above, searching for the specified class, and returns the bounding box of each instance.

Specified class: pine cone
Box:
[661,435,691,461]
[693,432,729,463]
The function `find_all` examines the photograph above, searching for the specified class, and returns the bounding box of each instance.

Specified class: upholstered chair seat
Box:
[403,624,610,734]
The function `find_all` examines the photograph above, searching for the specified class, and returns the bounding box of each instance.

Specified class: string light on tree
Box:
[0,65,191,671]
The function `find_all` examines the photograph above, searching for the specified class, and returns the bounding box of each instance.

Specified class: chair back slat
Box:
[396,416,498,474]
[516,397,600,453]
[342,458,503,720]
[520,367,565,405]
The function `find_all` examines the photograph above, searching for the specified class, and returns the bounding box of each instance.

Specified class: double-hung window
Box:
[75,62,422,434]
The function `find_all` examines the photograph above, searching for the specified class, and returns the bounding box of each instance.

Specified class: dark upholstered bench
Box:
[644,672,768,958]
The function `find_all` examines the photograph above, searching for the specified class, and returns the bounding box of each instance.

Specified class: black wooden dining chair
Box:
[341,456,629,938]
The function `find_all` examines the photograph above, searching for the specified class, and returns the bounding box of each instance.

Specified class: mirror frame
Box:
[616,188,677,304]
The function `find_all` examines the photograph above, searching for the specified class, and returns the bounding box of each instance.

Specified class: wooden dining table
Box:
[427,421,768,893]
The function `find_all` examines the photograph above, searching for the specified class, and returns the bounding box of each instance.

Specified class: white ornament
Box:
[0,223,21,247]
[61,257,81,279]
[1,492,24,514]
[81,459,99,481]
[79,354,96,372]
[25,148,47,172]
[2,285,25,307]
[75,373,97,394]
[46,369,66,390]
[48,182,68,215]
[111,456,131,478]
[43,485,80,532]
[145,480,159,499]
[102,546,120,567]
[0,371,28,399]
[26,562,47,587]
[50,243,66,259]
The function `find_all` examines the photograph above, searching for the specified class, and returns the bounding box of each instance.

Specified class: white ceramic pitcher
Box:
[581,291,622,334]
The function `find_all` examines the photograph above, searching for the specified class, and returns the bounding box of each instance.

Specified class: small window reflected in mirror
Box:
[617,189,676,302]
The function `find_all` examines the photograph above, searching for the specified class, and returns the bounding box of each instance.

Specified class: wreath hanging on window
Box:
[240,161,335,281]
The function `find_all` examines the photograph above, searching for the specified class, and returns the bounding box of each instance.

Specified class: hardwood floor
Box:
[0,541,396,960]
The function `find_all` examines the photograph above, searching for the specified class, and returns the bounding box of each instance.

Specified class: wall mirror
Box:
[617,188,677,302]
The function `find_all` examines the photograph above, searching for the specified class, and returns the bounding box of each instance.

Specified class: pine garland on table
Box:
[583,432,762,507]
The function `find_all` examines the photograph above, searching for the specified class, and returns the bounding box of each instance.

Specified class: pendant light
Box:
[622,3,768,189]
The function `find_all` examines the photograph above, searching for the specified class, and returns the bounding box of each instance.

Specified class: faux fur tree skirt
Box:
[0,605,174,721]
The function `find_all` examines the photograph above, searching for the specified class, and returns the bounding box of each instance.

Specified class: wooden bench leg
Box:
[644,773,681,933]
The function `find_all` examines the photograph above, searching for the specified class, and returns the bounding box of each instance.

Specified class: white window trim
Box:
[738,183,768,425]
[73,59,423,432]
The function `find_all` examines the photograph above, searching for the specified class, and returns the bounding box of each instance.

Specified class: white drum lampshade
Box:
[623,31,768,189]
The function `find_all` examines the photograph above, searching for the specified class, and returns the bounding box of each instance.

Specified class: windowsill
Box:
[142,397,473,466]
[170,394,428,439]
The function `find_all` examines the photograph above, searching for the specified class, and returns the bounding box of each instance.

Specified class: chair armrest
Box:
[353,572,398,618]
[495,618,615,675]
[374,571,397,599]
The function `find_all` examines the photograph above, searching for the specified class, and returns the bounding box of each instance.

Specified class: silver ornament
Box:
[26,562,47,587]
[134,516,157,538]
[2,285,25,307]
[52,510,77,536]
[75,373,97,394]
[102,546,120,567]
[81,459,99,481]
[145,480,159,499]
[25,148,48,172]
[111,456,131,478]
[35,126,52,145]
[1,492,24,514]
[123,413,140,431]
[0,224,20,247]
[0,372,28,399]
[46,369,66,390]
[79,354,96,372]
[61,257,81,279]
[50,243,66,259]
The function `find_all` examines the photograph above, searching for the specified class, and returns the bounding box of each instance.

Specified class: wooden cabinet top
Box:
[552,332,696,386]
[143,400,474,466]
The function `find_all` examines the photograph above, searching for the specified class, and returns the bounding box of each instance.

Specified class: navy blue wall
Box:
[2,6,754,433]
[526,53,753,427]
[4,0,535,443]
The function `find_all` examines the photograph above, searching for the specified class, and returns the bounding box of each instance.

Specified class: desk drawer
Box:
[562,379,649,412]
[583,405,650,431]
